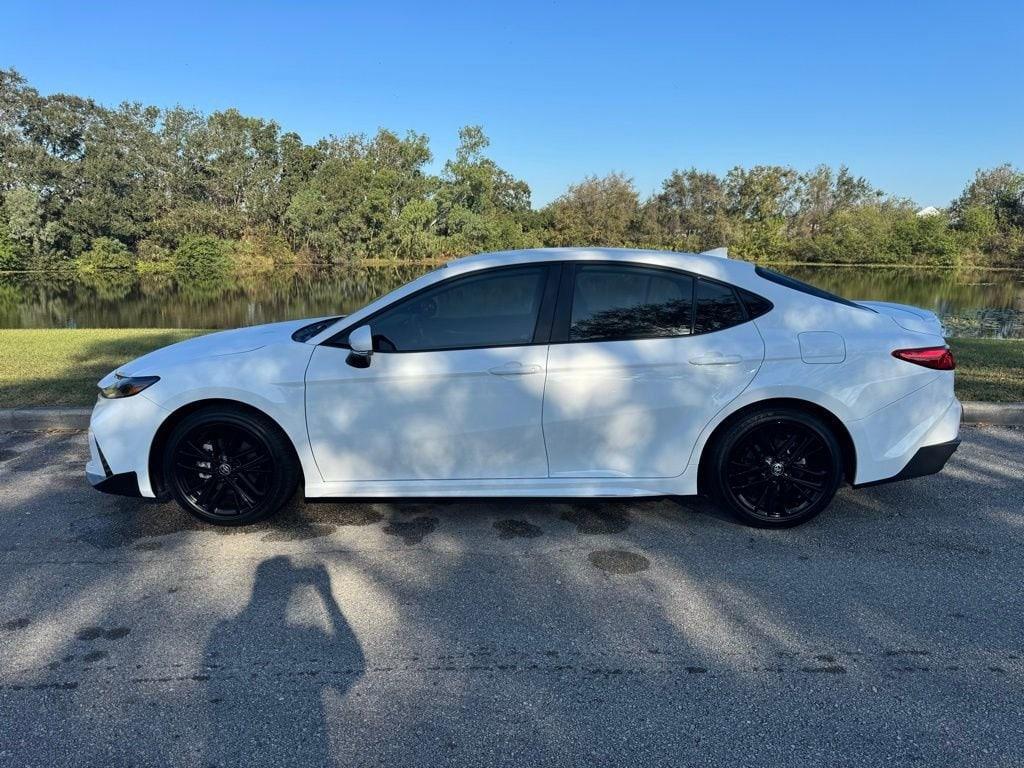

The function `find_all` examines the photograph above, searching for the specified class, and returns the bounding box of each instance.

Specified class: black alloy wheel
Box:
[164,406,299,525]
[710,408,843,528]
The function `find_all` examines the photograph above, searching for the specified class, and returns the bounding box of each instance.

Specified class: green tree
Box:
[952,165,1024,228]
[286,130,435,260]
[0,222,29,270]
[649,169,729,250]
[2,67,1024,271]
[433,126,538,254]
[544,173,640,247]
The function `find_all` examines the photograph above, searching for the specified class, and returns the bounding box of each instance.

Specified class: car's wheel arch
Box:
[148,398,305,499]
[695,397,857,495]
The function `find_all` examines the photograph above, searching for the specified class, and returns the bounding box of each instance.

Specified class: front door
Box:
[305,264,556,482]
[542,263,764,478]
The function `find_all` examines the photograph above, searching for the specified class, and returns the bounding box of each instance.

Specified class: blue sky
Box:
[3,0,1022,207]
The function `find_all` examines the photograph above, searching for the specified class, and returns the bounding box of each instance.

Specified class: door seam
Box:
[539,344,552,478]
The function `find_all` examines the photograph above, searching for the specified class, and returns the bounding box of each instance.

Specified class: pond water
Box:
[1,263,1022,338]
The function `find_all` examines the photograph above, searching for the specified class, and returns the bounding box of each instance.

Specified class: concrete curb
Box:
[1,402,1023,432]
[0,407,92,431]
[961,402,1024,426]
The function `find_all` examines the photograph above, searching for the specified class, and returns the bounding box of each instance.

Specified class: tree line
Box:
[2,68,1022,275]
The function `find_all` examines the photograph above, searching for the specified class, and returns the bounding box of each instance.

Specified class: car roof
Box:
[444,247,756,284]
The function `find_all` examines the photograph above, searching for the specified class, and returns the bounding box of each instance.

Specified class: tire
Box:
[707,407,843,528]
[163,405,300,525]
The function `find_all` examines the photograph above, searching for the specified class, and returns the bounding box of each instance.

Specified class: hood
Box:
[855,300,946,337]
[115,317,334,377]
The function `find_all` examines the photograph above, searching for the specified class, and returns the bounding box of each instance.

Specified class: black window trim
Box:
[549,261,770,345]
[321,259,773,352]
[322,262,563,353]
[754,265,873,312]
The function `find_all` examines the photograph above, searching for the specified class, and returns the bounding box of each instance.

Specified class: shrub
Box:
[135,239,176,276]
[76,237,134,273]
[892,212,959,266]
[232,229,294,274]
[172,235,233,281]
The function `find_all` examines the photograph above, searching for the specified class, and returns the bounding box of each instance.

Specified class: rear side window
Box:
[694,279,745,333]
[755,266,870,311]
[569,265,694,342]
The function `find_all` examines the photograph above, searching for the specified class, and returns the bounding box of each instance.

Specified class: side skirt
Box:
[304,474,697,500]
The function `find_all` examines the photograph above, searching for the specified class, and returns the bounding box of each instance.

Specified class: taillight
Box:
[892,346,955,370]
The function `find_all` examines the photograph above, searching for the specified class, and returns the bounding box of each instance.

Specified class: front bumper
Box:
[87,468,143,497]
[84,393,168,498]
[86,429,144,497]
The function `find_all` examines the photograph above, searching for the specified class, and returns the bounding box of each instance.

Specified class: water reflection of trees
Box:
[0,265,1020,334]
[76,268,136,301]
[786,265,1024,313]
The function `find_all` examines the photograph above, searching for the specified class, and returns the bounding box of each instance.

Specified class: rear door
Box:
[541,263,764,478]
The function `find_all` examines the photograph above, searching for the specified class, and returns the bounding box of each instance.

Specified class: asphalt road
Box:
[0,427,1022,767]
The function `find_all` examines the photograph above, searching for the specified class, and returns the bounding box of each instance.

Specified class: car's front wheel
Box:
[163,405,299,525]
[708,407,843,528]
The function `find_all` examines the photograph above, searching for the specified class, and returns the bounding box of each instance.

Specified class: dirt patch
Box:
[561,505,631,535]
[384,516,438,545]
[587,549,650,574]
[493,519,543,539]
[76,626,131,641]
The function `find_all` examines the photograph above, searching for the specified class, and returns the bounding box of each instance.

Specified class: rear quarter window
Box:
[694,280,745,333]
[737,288,773,319]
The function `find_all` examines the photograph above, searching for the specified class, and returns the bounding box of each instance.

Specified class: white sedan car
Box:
[87,248,961,528]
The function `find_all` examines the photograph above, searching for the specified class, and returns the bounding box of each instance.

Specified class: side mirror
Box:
[346,325,373,368]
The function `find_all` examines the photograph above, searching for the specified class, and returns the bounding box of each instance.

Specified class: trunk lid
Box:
[856,300,946,337]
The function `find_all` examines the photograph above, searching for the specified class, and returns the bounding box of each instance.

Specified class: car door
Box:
[305,264,558,482]
[542,263,765,478]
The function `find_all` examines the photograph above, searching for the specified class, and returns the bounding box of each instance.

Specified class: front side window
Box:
[569,265,694,342]
[370,266,549,352]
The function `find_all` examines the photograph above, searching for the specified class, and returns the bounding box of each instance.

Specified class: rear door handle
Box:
[689,354,743,366]
[488,362,543,376]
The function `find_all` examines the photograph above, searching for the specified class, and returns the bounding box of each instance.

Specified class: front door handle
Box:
[488,362,543,376]
[689,353,743,366]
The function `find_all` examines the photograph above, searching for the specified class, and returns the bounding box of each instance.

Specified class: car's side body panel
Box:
[542,323,764,478]
[86,247,962,504]
[304,343,550,482]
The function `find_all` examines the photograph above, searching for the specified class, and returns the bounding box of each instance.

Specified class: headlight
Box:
[99,374,160,399]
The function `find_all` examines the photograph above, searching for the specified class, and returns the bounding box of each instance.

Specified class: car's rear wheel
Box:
[163,406,299,525]
[708,407,843,528]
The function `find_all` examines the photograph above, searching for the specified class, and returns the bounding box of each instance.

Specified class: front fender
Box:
[138,343,321,492]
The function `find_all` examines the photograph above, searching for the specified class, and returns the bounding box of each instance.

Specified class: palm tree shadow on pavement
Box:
[201,555,363,765]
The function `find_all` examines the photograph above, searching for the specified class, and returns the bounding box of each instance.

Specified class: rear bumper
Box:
[854,438,960,488]
[849,381,961,485]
